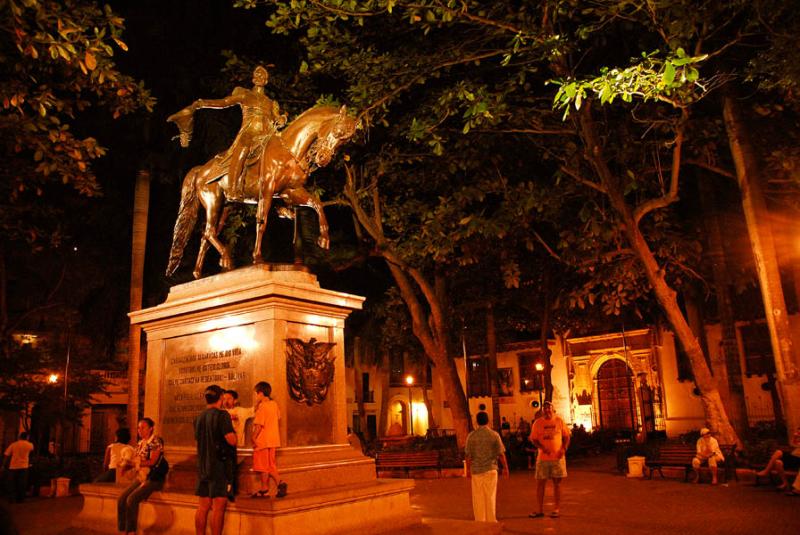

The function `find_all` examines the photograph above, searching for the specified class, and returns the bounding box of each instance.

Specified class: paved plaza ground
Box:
[5,455,799,534]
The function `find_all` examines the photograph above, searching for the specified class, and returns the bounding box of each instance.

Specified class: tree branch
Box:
[559,165,607,193]
[633,115,686,225]
[359,49,506,120]
[532,230,563,262]
[684,159,735,179]
[308,0,380,17]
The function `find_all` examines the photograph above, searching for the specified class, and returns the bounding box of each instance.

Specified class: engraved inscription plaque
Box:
[161,325,256,447]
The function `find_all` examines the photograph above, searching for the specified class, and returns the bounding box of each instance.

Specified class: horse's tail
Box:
[166,169,200,276]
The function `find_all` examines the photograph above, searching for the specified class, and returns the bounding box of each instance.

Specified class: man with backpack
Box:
[194,385,238,535]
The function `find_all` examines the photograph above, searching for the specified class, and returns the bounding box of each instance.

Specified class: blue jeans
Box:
[117,479,162,532]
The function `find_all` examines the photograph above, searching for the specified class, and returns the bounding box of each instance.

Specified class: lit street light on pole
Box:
[535,362,544,409]
[405,375,414,436]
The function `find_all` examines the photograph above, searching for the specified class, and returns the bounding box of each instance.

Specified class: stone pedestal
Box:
[74,266,419,534]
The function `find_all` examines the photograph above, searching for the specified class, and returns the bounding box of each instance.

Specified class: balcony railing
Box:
[356,390,375,403]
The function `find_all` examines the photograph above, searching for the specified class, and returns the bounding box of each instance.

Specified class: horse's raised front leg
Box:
[282,187,330,250]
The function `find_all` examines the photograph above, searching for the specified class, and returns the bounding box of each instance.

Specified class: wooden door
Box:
[596,359,635,431]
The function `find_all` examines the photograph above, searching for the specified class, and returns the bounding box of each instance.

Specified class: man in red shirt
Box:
[528,401,570,518]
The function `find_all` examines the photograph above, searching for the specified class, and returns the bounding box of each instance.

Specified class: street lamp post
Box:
[535,362,544,408]
[405,375,414,435]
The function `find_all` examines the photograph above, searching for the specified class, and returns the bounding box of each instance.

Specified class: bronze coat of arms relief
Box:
[286,338,337,405]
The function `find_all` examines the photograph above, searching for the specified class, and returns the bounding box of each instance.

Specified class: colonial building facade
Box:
[347,319,788,440]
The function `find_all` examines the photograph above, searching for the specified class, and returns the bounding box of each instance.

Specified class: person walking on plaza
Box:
[3,432,34,503]
[465,411,509,523]
[692,427,724,485]
[117,418,168,535]
[251,381,286,498]
[528,401,570,519]
[194,385,238,535]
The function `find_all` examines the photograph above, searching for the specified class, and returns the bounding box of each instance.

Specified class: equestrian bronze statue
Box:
[165,66,359,278]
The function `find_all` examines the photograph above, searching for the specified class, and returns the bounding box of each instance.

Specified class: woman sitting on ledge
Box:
[117,418,169,535]
[757,427,800,494]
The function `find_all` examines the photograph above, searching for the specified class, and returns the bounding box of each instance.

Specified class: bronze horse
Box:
[166,105,358,278]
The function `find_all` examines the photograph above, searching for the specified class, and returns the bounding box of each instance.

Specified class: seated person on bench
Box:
[692,428,724,485]
[757,427,800,493]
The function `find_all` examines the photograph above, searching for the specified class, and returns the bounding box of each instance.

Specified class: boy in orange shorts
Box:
[251,381,286,498]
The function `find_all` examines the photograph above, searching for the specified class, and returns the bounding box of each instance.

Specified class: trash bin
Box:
[55,477,71,497]
[627,456,646,478]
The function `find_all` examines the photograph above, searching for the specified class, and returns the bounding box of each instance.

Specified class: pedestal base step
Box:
[75,479,420,535]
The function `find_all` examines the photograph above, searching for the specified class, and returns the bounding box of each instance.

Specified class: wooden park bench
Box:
[645,443,737,483]
[375,450,441,477]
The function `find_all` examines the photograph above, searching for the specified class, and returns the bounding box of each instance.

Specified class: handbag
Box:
[147,454,169,482]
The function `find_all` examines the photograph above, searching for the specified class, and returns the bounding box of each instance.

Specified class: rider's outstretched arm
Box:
[192,88,246,111]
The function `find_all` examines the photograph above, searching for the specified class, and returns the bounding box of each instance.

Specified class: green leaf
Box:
[663,62,676,84]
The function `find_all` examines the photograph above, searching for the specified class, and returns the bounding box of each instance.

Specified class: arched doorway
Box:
[596,359,636,431]
[387,400,408,435]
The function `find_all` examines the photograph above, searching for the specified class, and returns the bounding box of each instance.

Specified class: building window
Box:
[739,323,776,376]
[360,372,374,403]
[518,351,544,393]
[675,343,694,382]
[467,357,490,397]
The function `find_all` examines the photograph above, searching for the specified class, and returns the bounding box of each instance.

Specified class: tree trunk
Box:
[697,173,750,433]
[420,381,436,431]
[577,105,741,447]
[386,262,471,446]
[354,368,368,439]
[127,170,150,435]
[378,364,391,437]
[540,276,554,402]
[486,302,501,429]
[343,169,471,446]
[723,94,800,441]
[0,248,7,352]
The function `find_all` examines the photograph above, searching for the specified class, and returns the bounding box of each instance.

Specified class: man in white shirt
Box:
[692,427,724,485]
[222,390,253,447]
[3,432,34,502]
[465,411,509,523]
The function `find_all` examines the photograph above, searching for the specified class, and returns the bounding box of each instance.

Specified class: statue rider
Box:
[167,65,287,201]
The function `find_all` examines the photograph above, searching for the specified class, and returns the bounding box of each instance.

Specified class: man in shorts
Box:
[194,385,238,535]
[692,427,724,485]
[528,401,570,518]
